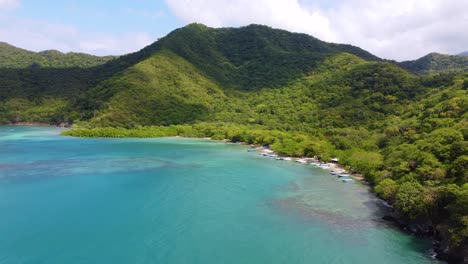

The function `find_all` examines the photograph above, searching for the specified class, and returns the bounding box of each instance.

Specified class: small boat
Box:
[268,154,278,157]
[296,159,307,164]
[309,162,318,166]
[319,163,330,169]
[247,149,257,152]
[338,174,351,178]
[342,178,354,183]
[282,157,292,161]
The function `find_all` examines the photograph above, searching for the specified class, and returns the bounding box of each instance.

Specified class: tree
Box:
[395,182,427,219]
[375,178,398,203]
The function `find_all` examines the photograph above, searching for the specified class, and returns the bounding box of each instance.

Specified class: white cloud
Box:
[166,0,336,42]
[0,16,154,55]
[325,0,468,60]
[165,0,468,60]
[0,0,20,11]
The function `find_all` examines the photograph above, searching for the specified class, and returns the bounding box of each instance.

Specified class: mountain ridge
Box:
[399,52,468,75]
[0,41,116,69]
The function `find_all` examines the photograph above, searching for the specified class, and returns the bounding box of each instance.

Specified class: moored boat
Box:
[319,163,330,169]
[338,173,351,178]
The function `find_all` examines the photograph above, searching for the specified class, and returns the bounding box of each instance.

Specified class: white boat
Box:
[342,178,354,183]
[296,159,307,164]
[268,154,278,157]
[319,163,330,168]
[338,173,351,178]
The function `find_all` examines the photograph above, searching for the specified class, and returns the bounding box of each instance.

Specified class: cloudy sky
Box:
[0,0,466,61]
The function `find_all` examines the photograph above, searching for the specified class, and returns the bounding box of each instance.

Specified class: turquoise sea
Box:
[0,126,442,264]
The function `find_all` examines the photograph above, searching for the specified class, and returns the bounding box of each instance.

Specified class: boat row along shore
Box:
[247,146,366,183]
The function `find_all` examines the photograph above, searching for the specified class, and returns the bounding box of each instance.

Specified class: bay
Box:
[0,126,442,264]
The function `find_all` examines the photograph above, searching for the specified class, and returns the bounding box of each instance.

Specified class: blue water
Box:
[0,126,442,264]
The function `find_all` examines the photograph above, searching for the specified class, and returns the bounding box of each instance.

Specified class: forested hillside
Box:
[399,52,468,75]
[0,42,115,69]
[0,24,467,262]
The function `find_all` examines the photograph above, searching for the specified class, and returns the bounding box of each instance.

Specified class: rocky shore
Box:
[382,208,467,263]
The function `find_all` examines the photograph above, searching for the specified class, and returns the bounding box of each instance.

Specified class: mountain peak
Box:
[399,52,468,74]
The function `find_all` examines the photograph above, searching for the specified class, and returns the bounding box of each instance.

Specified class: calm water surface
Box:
[0,126,442,264]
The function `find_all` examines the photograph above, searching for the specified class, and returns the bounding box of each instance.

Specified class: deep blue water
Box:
[0,126,442,264]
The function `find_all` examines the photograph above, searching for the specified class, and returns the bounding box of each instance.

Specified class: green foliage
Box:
[399,53,468,75]
[157,23,380,91]
[0,97,70,124]
[395,182,427,219]
[63,123,335,159]
[449,155,468,183]
[0,42,115,69]
[416,128,464,163]
[339,149,383,182]
[375,178,398,202]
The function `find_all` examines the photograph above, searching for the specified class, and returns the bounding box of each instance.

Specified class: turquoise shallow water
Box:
[0,126,442,264]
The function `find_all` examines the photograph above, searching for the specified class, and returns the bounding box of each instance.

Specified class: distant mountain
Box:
[399,52,468,75]
[458,51,468,56]
[0,42,115,69]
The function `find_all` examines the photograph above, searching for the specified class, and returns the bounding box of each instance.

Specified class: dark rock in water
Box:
[382,215,395,222]
[383,210,468,263]
[433,225,468,263]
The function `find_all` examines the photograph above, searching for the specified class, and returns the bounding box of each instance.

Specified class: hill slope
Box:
[399,52,468,75]
[154,23,381,90]
[0,42,115,69]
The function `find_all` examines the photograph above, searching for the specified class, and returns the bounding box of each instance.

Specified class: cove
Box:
[0,126,442,264]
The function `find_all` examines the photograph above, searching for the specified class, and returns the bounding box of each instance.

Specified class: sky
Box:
[0,0,466,61]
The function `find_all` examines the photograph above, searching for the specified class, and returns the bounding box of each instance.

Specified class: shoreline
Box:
[1,122,70,127]
[164,138,457,263]
[221,140,450,263]
[28,126,464,262]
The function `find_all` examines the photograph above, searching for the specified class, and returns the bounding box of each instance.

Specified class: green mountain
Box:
[399,52,468,75]
[0,24,467,262]
[0,42,115,69]
[80,23,393,127]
